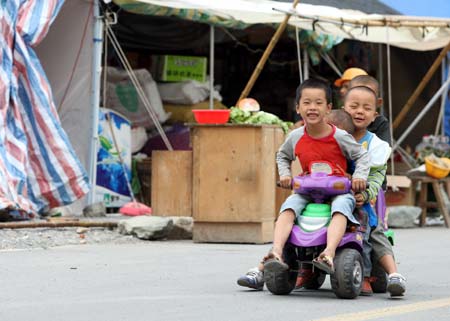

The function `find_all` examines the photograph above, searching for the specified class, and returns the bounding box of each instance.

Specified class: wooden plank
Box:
[432,182,450,228]
[151,151,193,216]
[192,126,279,223]
[418,182,428,227]
[193,221,274,244]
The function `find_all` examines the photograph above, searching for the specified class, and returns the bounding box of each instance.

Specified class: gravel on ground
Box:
[0,227,147,250]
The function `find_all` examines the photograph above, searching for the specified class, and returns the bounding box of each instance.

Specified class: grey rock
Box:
[83,202,106,217]
[167,216,193,239]
[387,206,422,228]
[76,227,89,234]
[117,216,173,240]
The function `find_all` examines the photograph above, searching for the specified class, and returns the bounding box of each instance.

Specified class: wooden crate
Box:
[191,124,286,243]
[151,151,193,216]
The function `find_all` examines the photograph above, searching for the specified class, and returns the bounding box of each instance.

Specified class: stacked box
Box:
[152,55,207,83]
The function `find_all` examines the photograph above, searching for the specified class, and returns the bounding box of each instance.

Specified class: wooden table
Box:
[189,124,290,243]
[408,174,450,228]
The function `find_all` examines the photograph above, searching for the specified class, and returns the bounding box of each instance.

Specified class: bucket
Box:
[425,156,450,179]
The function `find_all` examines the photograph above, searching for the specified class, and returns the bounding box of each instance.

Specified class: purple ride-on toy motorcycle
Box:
[265,161,364,299]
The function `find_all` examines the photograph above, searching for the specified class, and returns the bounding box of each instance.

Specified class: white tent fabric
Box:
[36,0,93,171]
[36,0,95,213]
[114,0,450,51]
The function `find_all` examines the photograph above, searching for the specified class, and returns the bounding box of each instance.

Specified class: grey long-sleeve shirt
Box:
[276,126,370,180]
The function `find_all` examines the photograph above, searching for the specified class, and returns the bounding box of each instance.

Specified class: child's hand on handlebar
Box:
[279,176,292,189]
[351,178,366,192]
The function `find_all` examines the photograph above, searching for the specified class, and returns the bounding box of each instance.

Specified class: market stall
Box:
[31,0,450,228]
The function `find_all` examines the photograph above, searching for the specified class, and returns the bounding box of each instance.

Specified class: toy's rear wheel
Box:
[370,261,387,293]
[264,244,298,295]
[330,248,363,299]
[303,272,326,290]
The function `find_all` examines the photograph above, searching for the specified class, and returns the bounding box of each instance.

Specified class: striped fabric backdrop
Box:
[0,0,90,219]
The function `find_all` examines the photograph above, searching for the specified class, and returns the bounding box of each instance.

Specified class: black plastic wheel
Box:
[330,248,363,299]
[264,244,299,295]
[303,272,326,290]
[370,261,388,293]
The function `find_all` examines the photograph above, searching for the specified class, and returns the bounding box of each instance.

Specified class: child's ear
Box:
[377,97,383,108]
[327,103,333,110]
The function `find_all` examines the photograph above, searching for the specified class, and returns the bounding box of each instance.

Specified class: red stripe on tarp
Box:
[14,58,85,199]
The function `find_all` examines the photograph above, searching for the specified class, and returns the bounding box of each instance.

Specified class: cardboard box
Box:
[164,100,227,124]
[385,175,415,206]
[152,55,207,82]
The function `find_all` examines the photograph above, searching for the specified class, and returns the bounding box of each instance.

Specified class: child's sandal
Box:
[263,250,289,271]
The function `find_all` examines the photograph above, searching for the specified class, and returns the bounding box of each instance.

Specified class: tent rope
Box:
[104,16,173,150]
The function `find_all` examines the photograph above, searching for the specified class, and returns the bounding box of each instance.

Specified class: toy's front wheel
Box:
[330,248,363,299]
[264,244,298,295]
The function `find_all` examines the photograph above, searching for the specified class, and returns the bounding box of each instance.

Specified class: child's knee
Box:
[331,211,346,220]
[277,209,296,221]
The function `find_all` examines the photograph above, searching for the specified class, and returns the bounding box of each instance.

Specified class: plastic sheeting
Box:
[0,0,90,218]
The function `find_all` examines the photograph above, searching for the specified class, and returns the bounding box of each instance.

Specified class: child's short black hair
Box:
[295,78,332,104]
[328,109,355,134]
[345,85,377,105]
[349,75,380,96]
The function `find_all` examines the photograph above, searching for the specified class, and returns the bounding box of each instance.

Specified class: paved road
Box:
[1,227,450,321]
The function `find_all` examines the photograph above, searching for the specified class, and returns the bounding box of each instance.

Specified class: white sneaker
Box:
[237,267,264,290]
[387,273,406,297]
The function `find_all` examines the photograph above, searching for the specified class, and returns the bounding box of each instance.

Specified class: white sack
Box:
[157,80,222,105]
[105,67,170,128]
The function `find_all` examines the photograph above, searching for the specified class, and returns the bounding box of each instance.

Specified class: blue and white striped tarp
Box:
[0,0,89,219]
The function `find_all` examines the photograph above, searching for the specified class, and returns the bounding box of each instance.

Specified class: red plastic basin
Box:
[192,109,230,124]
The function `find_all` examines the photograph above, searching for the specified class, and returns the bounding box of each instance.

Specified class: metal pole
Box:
[295,26,303,83]
[435,60,447,135]
[87,0,103,205]
[303,47,309,80]
[320,52,342,78]
[209,25,214,110]
[393,40,450,130]
[385,27,395,175]
[378,43,384,115]
[393,75,450,151]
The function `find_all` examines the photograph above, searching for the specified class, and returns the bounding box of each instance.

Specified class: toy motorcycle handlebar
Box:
[276,181,289,188]
[276,176,368,191]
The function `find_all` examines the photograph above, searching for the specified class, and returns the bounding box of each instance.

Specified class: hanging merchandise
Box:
[415,135,450,164]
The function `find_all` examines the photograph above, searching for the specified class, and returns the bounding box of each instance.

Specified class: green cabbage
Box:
[228,107,293,133]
